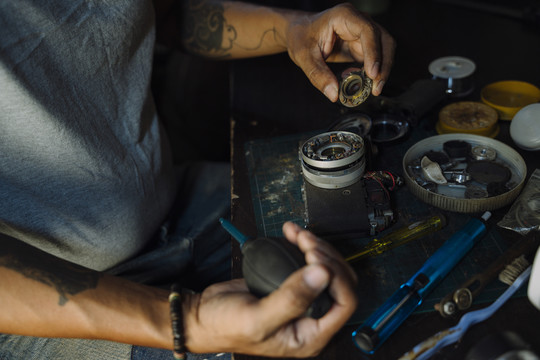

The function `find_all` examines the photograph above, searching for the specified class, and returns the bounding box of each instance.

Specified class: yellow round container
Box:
[481,80,540,120]
[436,101,499,138]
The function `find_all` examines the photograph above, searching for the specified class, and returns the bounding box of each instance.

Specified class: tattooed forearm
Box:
[177,0,280,57]
[0,238,101,306]
[179,0,235,57]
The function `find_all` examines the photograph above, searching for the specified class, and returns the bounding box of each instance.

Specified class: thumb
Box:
[256,264,330,329]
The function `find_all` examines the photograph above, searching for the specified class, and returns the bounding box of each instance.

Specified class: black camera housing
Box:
[303,176,394,240]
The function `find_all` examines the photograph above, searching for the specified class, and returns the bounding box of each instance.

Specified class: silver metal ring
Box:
[301,158,366,189]
[300,131,365,189]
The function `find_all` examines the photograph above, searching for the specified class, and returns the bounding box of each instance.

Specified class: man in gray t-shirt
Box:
[0,1,395,359]
[0,1,176,271]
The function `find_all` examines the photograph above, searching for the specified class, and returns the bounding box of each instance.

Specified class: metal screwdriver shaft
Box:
[345,215,446,263]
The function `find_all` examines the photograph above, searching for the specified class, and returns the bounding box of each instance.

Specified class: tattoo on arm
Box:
[0,237,101,306]
[179,0,234,57]
[178,0,278,57]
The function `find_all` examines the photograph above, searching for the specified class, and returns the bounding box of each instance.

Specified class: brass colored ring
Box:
[339,69,373,107]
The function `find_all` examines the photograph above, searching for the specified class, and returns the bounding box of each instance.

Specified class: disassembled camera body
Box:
[297,66,446,239]
[300,131,395,239]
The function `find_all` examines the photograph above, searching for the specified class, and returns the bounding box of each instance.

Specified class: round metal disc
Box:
[429,56,476,79]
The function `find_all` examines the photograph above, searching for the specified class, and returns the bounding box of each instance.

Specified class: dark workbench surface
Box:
[228,0,540,359]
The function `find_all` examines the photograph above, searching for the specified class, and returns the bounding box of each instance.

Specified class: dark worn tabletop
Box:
[228,0,540,359]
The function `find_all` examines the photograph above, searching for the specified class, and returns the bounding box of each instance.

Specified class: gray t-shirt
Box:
[0,1,176,270]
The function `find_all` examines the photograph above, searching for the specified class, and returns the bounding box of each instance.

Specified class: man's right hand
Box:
[184,222,358,357]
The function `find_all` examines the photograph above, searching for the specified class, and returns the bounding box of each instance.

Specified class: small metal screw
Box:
[442,301,456,316]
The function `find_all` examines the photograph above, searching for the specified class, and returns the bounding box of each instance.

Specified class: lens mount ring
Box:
[300,131,366,189]
[339,69,373,108]
[301,131,365,169]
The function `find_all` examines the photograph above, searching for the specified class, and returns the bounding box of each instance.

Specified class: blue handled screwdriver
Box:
[352,211,492,353]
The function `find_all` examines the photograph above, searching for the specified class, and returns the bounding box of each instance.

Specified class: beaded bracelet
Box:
[169,284,187,360]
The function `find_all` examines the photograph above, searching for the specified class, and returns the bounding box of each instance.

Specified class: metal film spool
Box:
[301,131,366,189]
[429,56,476,97]
[339,69,373,108]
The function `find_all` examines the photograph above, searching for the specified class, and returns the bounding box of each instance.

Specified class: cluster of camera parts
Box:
[407,140,513,199]
[363,170,402,234]
[301,131,366,189]
[300,131,398,236]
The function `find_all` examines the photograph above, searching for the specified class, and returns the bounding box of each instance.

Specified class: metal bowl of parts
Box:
[402,134,527,213]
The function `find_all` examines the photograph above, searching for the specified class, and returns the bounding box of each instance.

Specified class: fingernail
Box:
[323,84,338,102]
[303,265,329,291]
[371,61,381,78]
[375,80,385,95]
